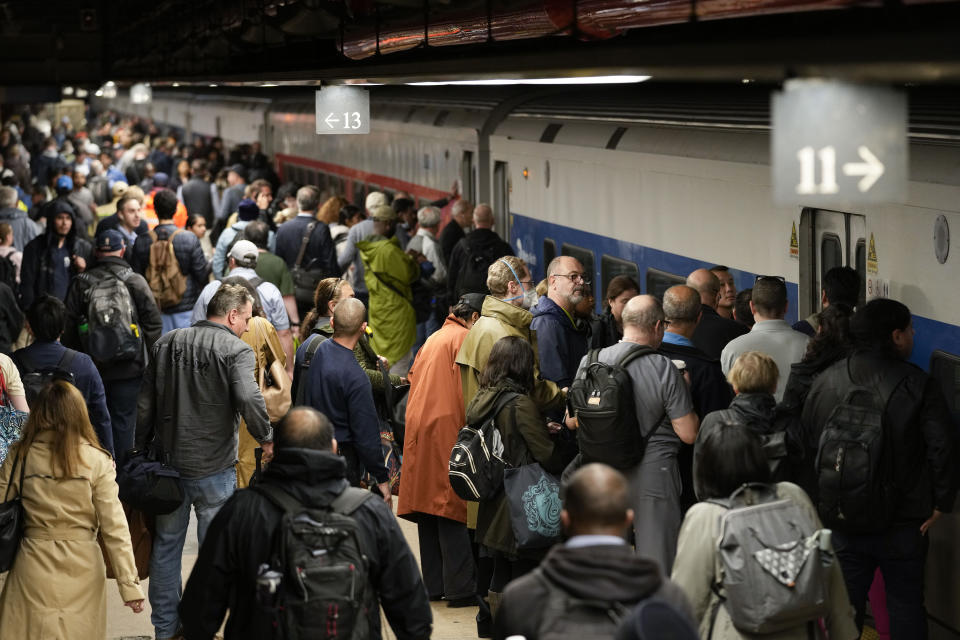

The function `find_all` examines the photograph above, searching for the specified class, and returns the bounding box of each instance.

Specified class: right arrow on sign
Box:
[842,146,885,193]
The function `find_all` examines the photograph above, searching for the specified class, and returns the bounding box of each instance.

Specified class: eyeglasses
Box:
[755,275,786,284]
[552,273,592,285]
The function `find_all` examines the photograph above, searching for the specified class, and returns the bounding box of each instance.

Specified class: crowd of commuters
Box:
[0,104,954,640]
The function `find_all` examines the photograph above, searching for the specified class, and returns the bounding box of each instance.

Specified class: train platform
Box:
[105,497,478,640]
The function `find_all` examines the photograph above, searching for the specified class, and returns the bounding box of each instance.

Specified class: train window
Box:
[353,181,366,207]
[821,234,842,282]
[543,239,556,271]
[561,243,595,289]
[600,255,640,300]
[855,239,867,307]
[645,268,685,301]
[930,350,960,425]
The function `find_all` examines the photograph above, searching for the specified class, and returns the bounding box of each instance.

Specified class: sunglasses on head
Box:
[754,275,786,284]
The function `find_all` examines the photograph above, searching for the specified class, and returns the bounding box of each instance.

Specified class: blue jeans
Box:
[149,467,236,638]
[834,524,929,639]
[161,310,193,335]
[104,376,141,466]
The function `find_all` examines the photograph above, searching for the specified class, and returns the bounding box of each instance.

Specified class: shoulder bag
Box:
[0,447,28,572]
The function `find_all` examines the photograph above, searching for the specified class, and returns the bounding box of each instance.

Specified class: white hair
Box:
[417,206,442,227]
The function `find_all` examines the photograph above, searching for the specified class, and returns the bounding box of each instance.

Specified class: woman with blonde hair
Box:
[0,381,145,638]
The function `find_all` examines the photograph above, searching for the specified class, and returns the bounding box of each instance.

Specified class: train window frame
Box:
[645,267,686,301]
[600,255,640,302]
[560,243,595,290]
[929,350,960,425]
[855,239,867,307]
[543,239,557,275]
[821,233,843,283]
[352,181,366,207]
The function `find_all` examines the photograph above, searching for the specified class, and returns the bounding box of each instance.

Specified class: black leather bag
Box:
[0,448,28,572]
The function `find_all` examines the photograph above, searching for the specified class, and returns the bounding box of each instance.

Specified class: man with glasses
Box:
[531,256,591,389]
[720,275,809,401]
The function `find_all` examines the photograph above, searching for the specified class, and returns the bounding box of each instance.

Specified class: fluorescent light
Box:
[209,83,218,87]
[407,75,651,86]
[261,83,278,87]
[172,82,181,87]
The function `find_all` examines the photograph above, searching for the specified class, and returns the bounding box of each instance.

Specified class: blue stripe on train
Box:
[509,212,960,371]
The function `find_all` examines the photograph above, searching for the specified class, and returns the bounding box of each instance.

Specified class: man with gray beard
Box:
[531,256,590,389]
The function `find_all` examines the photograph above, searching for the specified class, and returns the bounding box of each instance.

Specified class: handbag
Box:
[259,346,291,424]
[117,416,184,515]
[99,504,153,580]
[0,447,28,572]
[503,462,563,550]
[0,369,28,466]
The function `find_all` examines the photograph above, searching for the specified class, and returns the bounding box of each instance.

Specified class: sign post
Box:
[771,79,907,206]
[315,86,370,135]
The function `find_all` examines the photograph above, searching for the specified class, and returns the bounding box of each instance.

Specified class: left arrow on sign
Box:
[324,113,340,128]
[842,146,885,193]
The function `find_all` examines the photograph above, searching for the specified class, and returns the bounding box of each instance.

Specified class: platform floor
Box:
[106,496,479,640]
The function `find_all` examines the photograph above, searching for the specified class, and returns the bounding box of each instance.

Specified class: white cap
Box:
[365,190,388,211]
[228,240,259,265]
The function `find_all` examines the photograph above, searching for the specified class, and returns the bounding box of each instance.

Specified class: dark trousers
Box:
[105,376,142,465]
[338,442,364,487]
[834,524,929,639]
[417,514,477,600]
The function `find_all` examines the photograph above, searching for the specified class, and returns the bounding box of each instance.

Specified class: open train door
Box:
[797,208,867,320]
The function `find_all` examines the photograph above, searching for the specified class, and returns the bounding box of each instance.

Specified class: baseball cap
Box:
[111,182,129,198]
[370,204,396,222]
[96,229,126,252]
[228,239,259,264]
[153,172,169,187]
[56,175,74,191]
[365,191,388,211]
[458,293,485,314]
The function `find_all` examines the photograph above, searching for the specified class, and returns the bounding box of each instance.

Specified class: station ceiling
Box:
[2,0,960,88]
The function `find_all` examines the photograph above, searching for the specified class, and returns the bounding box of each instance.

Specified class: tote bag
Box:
[503,462,562,550]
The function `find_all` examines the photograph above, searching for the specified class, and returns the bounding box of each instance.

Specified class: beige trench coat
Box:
[671,482,858,640]
[0,434,144,639]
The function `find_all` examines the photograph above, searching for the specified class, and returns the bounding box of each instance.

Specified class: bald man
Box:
[687,268,748,359]
[531,255,590,388]
[659,285,733,510]
[180,407,433,639]
[446,202,512,302]
[304,298,391,498]
[494,464,694,639]
[570,295,698,573]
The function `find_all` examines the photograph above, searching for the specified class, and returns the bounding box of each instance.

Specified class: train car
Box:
[99,85,960,637]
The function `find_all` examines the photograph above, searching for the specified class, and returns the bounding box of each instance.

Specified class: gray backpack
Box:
[708,483,832,636]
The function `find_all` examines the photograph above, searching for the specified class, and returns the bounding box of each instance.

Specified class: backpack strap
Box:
[294,221,316,269]
[616,343,657,368]
[478,391,521,429]
[247,276,264,289]
[58,348,78,371]
[303,333,328,369]
[330,486,375,515]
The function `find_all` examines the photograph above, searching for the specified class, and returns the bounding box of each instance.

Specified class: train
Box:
[96,84,960,637]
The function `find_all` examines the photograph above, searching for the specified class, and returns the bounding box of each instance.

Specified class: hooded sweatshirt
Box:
[530,295,589,389]
[494,543,695,640]
[19,201,92,309]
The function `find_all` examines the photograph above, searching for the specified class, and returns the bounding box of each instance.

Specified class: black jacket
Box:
[494,543,695,640]
[0,282,22,355]
[179,448,433,640]
[801,350,958,523]
[691,305,749,360]
[659,339,733,510]
[19,202,93,310]
[181,176,214,223]
[61,256,163,381]
[445,228,512,302]
[131,223,209,313]
[438,220,466,265]
[589,310,621,349]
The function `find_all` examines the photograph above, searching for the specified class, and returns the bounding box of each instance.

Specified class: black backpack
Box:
[814,359,904,532]
[568,345,657,470]
[292,331,328,405]
[0,254,16,292]
[254,483,374,640]
[15,349,77,406]
[78,268,142,365]
[448,392,519,501]
[454,241,500,298]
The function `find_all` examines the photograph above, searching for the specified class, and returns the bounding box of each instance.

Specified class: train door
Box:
[461,151,476,203]
[798,208,867,319]
[493,161,510,241]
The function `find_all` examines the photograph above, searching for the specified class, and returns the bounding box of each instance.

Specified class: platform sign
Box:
[315,87,370,135]
[772,80,907,205]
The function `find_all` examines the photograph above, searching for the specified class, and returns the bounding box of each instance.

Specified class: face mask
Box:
[522,288,539,310]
